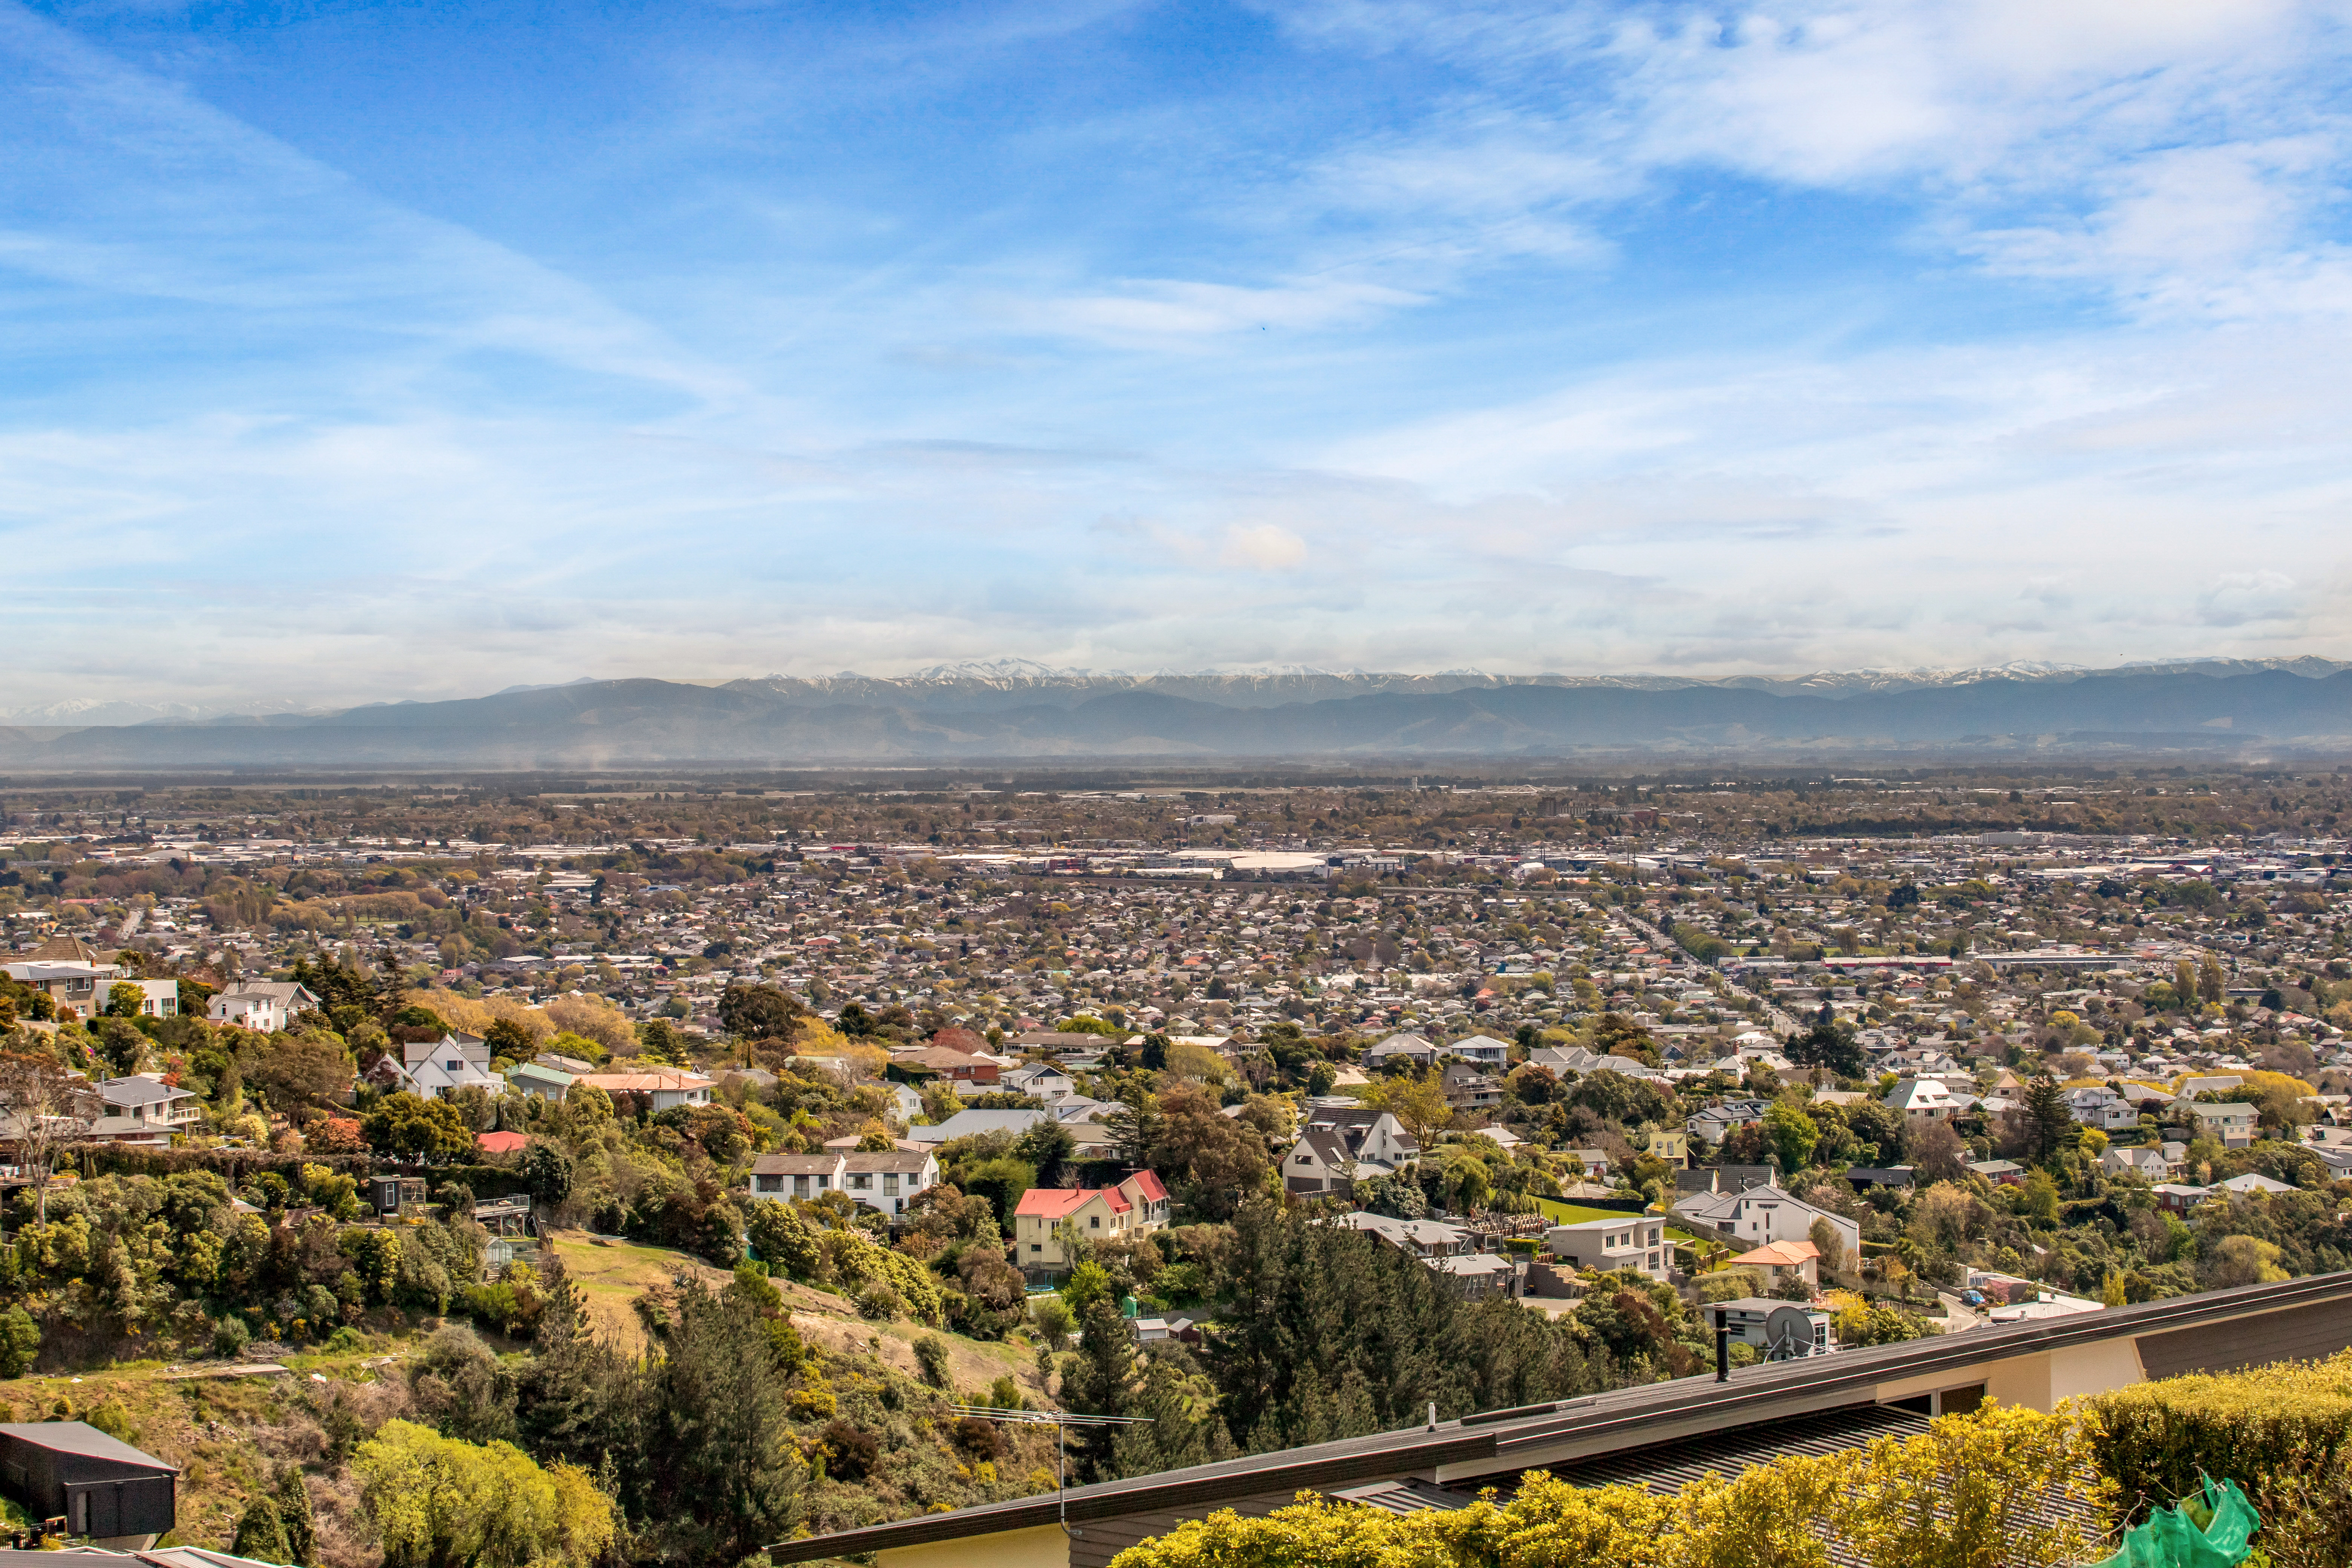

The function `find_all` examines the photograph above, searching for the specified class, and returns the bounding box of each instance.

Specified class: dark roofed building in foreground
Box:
[0,1421,178,1550]
[769,1272,2352,1568]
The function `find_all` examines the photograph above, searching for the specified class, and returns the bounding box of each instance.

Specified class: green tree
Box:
[1104,1082,1163,1167]
[355,1421,614,1568]
[629,1278,801,1563]
[1763,1101,1820,1174]
[232,1494,292,1563]
[105,981,146,1019]
[2018,1075,2074,1167]
[1066,1295,1138,1479]
[717,982,804,1043]
[0,1306,38,1377]
[275,1467,317,1566]
[363,1093,476,1162]
[1015,1117,1077,1187]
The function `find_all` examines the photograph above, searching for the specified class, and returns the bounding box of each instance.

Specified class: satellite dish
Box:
[1766,1305,1819,1360]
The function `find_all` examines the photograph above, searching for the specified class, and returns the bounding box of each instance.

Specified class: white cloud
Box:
[1221,522,1311,570]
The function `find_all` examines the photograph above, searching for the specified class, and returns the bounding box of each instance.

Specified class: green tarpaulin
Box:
[2087,1476,2259,1568]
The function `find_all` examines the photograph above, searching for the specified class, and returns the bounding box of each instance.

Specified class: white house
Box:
[2066,1086,2141,1132]
[1882,1077,1962,1124]
[1676,1183,1862,1265]
[1544,1214,1670,1282]
[1446,1034,1513,1070]
[1283,1127,1358,1195]
[749,1148,940,1216]
[206,981,321,1033]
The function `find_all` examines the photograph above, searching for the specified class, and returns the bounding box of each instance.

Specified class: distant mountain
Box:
[3,662,2350,769]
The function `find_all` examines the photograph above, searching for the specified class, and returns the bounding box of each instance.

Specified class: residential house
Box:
[905,1107,1055,1146]
[2153,1183,2211,1215]
[504,1061,576,1101]
[1283,1127,1359,1196]
[382,1034,502,1099]
[888,1046,1002,1087]
[1643,1127,1691,1168]
[1675,1183,1862,1265]
[1687,1098,1770,1143]
[1326,1211,1475,1258]
[1727,1239,1819,1293]
[2215,1171,2298,1198]
[1882,1078,1962,1124]
[1362,1032,1438,1071]
[1440,1062,1502,1111]
[2065,1086,2139,1132]
[749,1148,940,1216]
[1300,1101,1420,1172]
[2101,1145,2176,1182]
[1704,1296,1833,1358]
[93,1076,203,1138]
[1544,1214,1669,1282]
[3,961,121,1021]
[1563,1148,1614,1183]
[2189,1102,2259,1149]
[1012,1171,1170,1272]
[1432,1251,1517,1300]
[1446,1034,1513,1070]
[576,1070,715,1112]
[1001,1063,1075,1099]
[204,981,320,1033]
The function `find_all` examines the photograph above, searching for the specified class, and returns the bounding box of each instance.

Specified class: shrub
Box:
[914,1333,951,1388]
[2083,1350,2352,1544]
[1104,1403,2101,1568]
[0,1306,38,1377]
[855,1284,907,1321]
[213,1315,253,1360]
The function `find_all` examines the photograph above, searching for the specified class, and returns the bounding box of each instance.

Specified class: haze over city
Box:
[11,0,2352,715]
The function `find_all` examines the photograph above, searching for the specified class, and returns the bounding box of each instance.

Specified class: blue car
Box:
[1960,1290,1986,1308]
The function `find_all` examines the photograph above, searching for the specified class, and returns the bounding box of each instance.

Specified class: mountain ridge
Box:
[3,664,2351,769]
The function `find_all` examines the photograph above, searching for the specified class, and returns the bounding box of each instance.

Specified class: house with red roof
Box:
[475,1130,530,1155]
[1012,1170,1169,1277]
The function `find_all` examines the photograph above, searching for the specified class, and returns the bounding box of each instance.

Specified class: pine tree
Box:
[2021,1074,2073,1166]
[1067,1296,1138,1481]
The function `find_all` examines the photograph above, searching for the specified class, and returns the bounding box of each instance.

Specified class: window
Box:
[1030,1243,1042,1254]
[851,1174,871,1190]
[883,1174,899,1196]
[1090,1216,1101,1228]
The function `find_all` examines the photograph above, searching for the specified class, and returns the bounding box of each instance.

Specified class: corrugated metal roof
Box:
[1532,1403,1930,1492]
[0,1422,177,1472]
[766,1271,2352,1564]
[1328,1477,1480,1514]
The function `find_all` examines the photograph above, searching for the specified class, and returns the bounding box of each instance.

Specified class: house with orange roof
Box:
[1012,1170,1170,1276]
[1727,1238,1820,1294]
[574,1070,714,1112]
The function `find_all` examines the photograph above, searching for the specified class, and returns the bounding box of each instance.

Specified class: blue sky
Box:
[7,0,2352,714]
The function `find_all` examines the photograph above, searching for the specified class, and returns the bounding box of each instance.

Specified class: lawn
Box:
[1530,1198,1702,1245]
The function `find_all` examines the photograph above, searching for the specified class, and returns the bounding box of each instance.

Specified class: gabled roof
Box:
[1013,1187,1099,1219]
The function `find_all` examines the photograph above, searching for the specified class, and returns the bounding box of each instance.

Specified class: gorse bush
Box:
[1107,1403,2102,1568]
[2084,1350,2352,1568]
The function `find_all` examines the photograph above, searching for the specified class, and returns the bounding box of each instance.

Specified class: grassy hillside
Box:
[546,1230,1043,1399]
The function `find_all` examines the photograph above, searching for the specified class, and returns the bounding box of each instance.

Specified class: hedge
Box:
[1107,1403,2099,1568]
[2083,1351,2352,1526]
